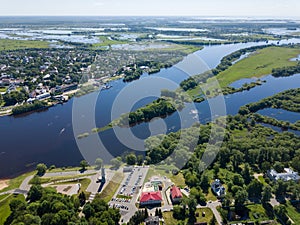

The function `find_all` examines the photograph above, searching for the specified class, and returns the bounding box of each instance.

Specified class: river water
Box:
[1,39,300,178]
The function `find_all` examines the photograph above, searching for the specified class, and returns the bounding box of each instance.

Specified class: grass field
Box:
[144,166,186,187]
[0,39,49,51]
[0,194,25,225]
[92,36,128,48]
[97,172,124,202]
[163,208,214,225]
[188,46,300,97]
[285,201,300,224]
[215,46,300,87]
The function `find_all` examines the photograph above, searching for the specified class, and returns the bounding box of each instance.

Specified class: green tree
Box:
[126,153,137,165]
[137,155,144,166]
[36,163,47,176]
[95,158,103,169]
[80,160,89,171]
[261,185,272,204]
[247,179,263,198]
[234,190,248,209]
[110,157,122,169]
[27,184,43,202]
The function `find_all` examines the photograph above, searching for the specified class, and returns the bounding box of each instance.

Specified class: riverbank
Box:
[0,180,9,191]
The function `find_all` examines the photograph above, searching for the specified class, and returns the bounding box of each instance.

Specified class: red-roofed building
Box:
[140,191,162,206]
[170,186,183,204]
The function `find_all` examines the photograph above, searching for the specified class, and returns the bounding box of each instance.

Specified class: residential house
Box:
[211,179,225,197]
[267,168,300,182]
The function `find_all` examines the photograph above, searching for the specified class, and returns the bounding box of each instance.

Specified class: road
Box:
[200,201,223,225]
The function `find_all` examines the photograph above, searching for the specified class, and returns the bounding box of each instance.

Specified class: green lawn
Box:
[0,194,25,225]
[285,201,300,224]
[247,204,271,221]
[0,171,35,193]
[92,36,128,48]
[144,166,186,187]
[0,39,49,51]
[97,172,124,203]
[257,176,268,186]
[163,208,214,225]
[0,87,7,93]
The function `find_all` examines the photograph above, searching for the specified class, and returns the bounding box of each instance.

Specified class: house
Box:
[267,168,300,182]
[170,186,183,204]
[145,216,159,225]
[140,191,162,206]
[211,179,225,197]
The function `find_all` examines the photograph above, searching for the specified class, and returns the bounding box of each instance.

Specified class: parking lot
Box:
[109,166,149,223]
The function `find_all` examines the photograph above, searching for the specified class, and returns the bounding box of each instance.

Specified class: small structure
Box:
[140,191,162,206]
[145,216,159,225]
[123,166,133,173]
[267,168,300,182]
[170,186,183,204]
[211,179,225,197]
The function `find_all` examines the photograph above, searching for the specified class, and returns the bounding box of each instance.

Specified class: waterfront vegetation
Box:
[185,45,300,98]
[12,101,48,115]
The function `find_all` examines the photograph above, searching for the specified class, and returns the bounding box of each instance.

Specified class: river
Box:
[1,39,300,178]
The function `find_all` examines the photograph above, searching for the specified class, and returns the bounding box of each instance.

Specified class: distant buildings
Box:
[267,168,300,182]
[211,179,225,197]
[140,191,162,206]
[170,186,183,204]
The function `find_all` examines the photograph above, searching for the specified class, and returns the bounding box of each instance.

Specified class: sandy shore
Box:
[0,179,9,190]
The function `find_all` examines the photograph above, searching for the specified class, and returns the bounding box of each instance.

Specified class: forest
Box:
[4,185,120,225]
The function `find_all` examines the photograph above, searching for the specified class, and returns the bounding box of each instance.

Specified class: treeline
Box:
[272,63,300,77]
[251,113,300,131]
[12,101,48,115]
[239,88,300,115]
[118,98,179,126]
[5,184,120,225]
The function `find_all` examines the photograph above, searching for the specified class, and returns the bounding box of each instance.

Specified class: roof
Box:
[140,191,162,203]
[170,186,183,199]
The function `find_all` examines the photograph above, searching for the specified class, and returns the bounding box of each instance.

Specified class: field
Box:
[214,46,300,87]
[56,178,91,196]
[187,46,300,96]
[285,201,300,224]
[0,194,25,225]
[163,208,214,225]
[0,39,49,51]
[144,166,186,187]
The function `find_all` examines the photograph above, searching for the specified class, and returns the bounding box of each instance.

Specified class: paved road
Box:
[198,201,223,225]
[161,178,173,212]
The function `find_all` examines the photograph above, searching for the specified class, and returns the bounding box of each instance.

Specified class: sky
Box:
[0,0,300,18]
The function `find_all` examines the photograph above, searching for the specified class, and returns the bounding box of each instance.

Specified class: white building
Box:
[267,168,300,182]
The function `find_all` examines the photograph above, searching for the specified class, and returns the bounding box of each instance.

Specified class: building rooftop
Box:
[140,191,162,203]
